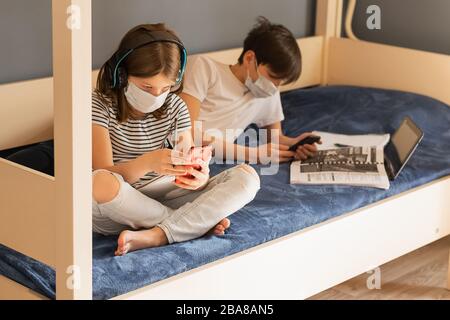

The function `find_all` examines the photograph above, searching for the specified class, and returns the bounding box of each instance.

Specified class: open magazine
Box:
[290,131,391,189]
[136,146,213,199]
[136,175,178,199]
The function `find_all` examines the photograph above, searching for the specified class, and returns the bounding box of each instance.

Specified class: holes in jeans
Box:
[92,170,122,205]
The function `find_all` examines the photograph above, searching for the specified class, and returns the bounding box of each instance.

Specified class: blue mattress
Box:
[1,86,449,300]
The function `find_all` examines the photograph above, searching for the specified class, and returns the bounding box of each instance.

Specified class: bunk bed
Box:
[0,0,449,300]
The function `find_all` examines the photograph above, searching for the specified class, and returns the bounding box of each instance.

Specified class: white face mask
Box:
[245,59,278,98]
[125,81,169,114]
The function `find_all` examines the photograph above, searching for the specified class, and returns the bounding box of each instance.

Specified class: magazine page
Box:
[136,175,177,199]
[290,146,390,189]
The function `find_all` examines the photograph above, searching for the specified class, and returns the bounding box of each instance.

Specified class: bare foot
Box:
[115,226,168,256]
[208,218,231,236]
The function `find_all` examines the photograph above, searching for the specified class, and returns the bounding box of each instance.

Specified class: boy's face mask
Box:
[125,81,169,114]
[245,59,278,98]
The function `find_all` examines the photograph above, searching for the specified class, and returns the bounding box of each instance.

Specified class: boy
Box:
[180,17,320,164]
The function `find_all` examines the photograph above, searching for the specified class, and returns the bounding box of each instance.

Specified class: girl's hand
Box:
[174,159,210,190]
[144,149,191,176]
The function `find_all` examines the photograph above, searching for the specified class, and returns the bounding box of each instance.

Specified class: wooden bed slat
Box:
[0,158,55,267]
[203,36,324,92]
[281,36,324,91]
[328,38,450,106]
[0,78,54,151]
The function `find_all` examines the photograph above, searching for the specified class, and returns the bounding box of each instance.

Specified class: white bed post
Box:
[52,0,92,300]
[447,249,450,290]
[315,0,343,85]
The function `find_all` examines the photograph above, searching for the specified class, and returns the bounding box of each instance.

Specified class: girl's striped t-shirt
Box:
[92,91,192,189]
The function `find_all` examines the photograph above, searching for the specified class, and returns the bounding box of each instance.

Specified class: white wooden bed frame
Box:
[0,0,449,300]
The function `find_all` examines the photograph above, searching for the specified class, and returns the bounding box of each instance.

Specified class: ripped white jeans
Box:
[92,164,260,244]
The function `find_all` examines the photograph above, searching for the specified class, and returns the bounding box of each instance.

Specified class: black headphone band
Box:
[120,29,184,52]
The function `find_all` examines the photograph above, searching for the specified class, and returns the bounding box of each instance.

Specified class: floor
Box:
[310,236,450,300]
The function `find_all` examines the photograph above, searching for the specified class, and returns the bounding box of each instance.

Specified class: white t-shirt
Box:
[183,55,285,142]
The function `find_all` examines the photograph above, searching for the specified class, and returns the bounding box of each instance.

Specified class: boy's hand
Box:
[293,132,321,160]
[257,143,296,163]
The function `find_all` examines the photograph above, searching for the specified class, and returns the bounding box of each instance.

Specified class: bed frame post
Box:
[447,248,450,290]
[52,0,92,300]
[315,0,343,85]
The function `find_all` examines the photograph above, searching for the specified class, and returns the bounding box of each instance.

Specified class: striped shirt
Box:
[92,91,192,189]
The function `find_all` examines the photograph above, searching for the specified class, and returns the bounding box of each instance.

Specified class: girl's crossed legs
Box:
[92,164,260,255]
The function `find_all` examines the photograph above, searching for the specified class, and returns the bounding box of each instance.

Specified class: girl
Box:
[92,24,260,256]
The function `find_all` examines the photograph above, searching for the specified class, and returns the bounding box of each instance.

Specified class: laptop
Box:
[383,116,424,180]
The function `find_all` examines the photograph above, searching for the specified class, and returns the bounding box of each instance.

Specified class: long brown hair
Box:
[96,23,183,122]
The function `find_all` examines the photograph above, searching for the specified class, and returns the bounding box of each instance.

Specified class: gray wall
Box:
[0,1,53,84]
[0,0,315,84]
[92,0,315,68]
[349,0,450,55]
[1,0,449,84]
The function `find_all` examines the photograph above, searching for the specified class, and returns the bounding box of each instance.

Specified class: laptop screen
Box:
[385,117,424,179]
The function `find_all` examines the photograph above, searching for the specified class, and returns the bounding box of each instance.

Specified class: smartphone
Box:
[288,135,321,152]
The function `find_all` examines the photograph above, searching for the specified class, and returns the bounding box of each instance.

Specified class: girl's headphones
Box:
[106,29,187,89]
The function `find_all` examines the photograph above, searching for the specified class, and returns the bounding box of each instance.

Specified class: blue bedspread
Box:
[1,86,449,299]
